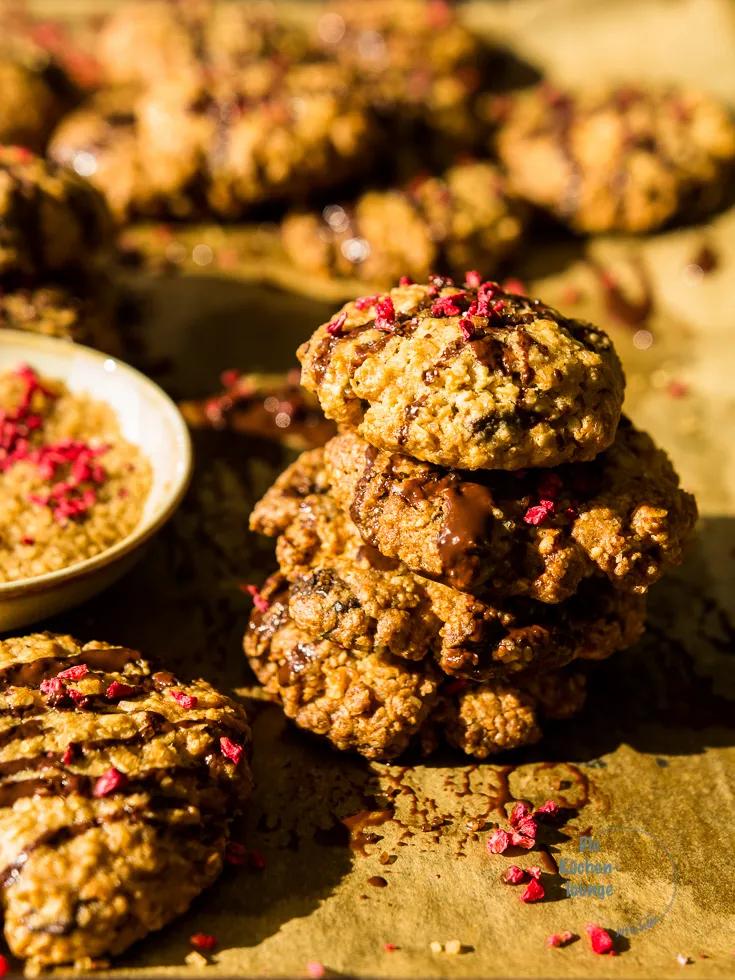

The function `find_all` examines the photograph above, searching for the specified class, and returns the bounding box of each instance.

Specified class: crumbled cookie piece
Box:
[298,280,625,471]
[0,632,252,969]
[495,83,735,233]
[324,420,696,599]
[0,283,121,354]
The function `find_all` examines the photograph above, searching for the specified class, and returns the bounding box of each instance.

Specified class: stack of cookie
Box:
[245,277,697,760]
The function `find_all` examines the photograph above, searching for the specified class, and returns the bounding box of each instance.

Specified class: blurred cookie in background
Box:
[495,83,735,233]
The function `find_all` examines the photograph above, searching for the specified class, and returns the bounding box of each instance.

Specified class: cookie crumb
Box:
[185,951,208,969]
[444,939,462,955]
[677,954,692,966]
[429,941,443,954]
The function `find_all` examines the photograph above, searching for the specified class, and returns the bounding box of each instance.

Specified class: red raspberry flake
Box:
[224,841,248,866]
[526,866,543,880]
[536,800,561,819]
[667,379,689,398]
[220,369,240,388]
[464,270,482,287]
[502,865,527,884]
[510,832,536,850]
[326,312,347,336]
[106,681,137,700]
[68,688,90,709]
[520,878,545,903]
[487,829,511,854]
[248,849,267,871]
[241,584,270,613]
[40,676,66,700]
[56,663,89,681]
[354,294,380,310]
[503,278,527,296]
[62,743,76,766]
[561,285,582,305]
[547,931,577,948]
[431,292,466,317]
[398,276,413,286]
[93,766,128,798]
[190,933,217,951]
[523,499,556,526]
[509,802,533,827]
[220,736,244,766]
[383,943,398,952]
[514,815,538,840]
[586,924,615,954]
[306,963,325,979]
[459,315,475,341]
[0,954,8,977]
[374,296,396,331]
[170,689,198,710]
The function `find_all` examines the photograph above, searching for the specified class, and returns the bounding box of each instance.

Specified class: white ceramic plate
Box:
[0,329,192,631]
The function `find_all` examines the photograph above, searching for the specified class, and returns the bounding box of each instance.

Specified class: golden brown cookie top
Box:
[0,632,252,968]
[298,278,625,470]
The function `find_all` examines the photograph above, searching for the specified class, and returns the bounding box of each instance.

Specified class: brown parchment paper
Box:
[22,0,735,976]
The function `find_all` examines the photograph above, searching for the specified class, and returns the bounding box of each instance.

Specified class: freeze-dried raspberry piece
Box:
[242,584,270,613]
[523,499,556,526]
[547,931,577,948]
[536,800,561,819]
[520,878,545,903]
[170,690,198,710]
[374,296,396,331]
[487,829,511,854]
[502,865,527,884]
[220,737,245,765]
[586,924,615,954]
[40,677,66,701]
[326,312,347,336]
[509,802,533,827]
[190,934,217,951]
[56,663,89,681]
[106,681,137,700]
[93,766,127,798]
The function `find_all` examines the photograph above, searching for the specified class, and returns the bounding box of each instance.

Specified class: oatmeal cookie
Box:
[298,279,625,471]
[179,369,335,452]
[0,283,121,354]
[495,83,735,233]
[244,577,439,760]
[250,450,646,679]
[316,0,485,149]
[324,420,697,599]
[245,583,587,759]
[0,146,113,281]
[281,161,525,286]
[97,1,311,88]
[0,632,252,969]
[49,89,150,222]
[134,62,377,218]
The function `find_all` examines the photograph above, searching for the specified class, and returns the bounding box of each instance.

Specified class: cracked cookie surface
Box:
[244,580,587,760]
[323,420,697,600]
[0,633,252,969]
[250,451,646,680]
[298,280,625,470]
